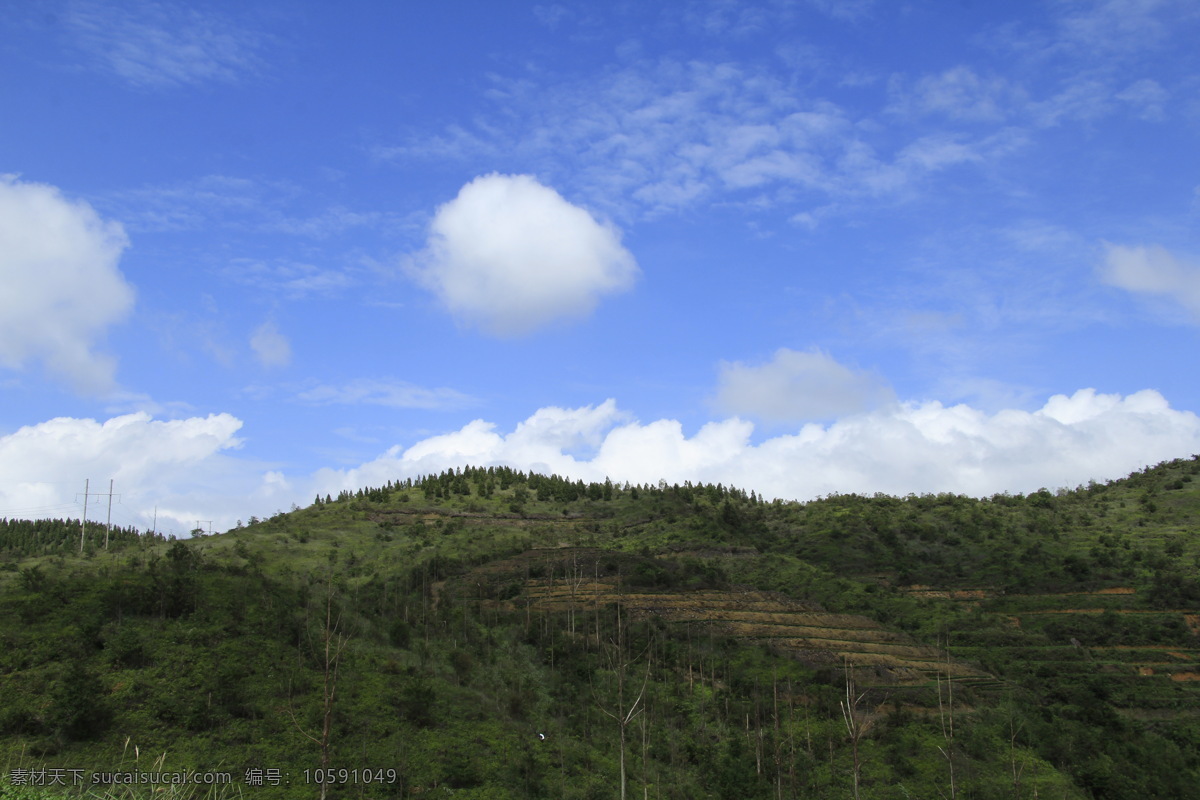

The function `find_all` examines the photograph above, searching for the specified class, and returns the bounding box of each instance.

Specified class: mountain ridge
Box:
[1,457,1198,799]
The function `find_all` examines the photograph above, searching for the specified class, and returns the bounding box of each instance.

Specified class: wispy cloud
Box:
[1115,78,1169,120]
[801,0,875,22]
[990,0,1194,65]
[65,0,269,89]
[981,0,1197,127]
[296,379,478,411]
[1054,0,1184,58]
[105,175,395,238]
[221,259,358,299]
[888,66,1023,123]
[103,176,395,300]
[249,321,291,369]
[714,348,894,423]
[375,5,1195,229]
[1101,243,1200,321]
[265,207,389,239]
[840,221,1111,393]
[379,59,1012,221]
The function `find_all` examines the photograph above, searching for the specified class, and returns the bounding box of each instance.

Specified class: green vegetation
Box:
[1,460,1198,798]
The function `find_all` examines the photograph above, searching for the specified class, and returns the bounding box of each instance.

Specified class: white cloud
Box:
[310,390,1200,502]
[531,4,570,29]
[110,175,398,241]
[891,66,1019,123]
[222,259,358,299]
[409,174,639,336]
[395,401,628,472]
[5,391,1196,536]
[65,0,266,89]
[0,412,249,535]
[0,175,135,393]
[1030,79,1114,127]
[1100,243,1200,319]
[1116,78,1168,120]
[296,379,477,410]
[802,0,875,21]
[715,348,895,422]
[1055,0,1178,56]
[249,321,291,368]
[314,400,631,492]
[383,60,1008,219]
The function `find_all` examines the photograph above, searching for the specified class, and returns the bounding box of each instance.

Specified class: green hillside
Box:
[2,459,1198,799]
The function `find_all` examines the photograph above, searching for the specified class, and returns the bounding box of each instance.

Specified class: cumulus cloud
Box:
[311,389,1200,503]
[5,391,1197,536]
[313,400,630,493]
[1100,243,1200,319]
[0,175,135,393]
[715,348,895,422]
[402,400,628,467]
[409,174,639,336]
[0,412,249,535]
[249,321,291,368]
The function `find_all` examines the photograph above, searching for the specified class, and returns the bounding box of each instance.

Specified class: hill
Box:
[1,459,1198,799]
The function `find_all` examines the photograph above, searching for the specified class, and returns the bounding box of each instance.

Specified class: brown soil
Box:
[901,587,992,600]
[468,549,993,687]
[1020,608,1189,615]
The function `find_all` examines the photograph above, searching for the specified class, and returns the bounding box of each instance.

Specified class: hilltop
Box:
[1,458,1198,799]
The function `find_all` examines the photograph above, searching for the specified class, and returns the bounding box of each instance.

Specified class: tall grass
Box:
[2,743,244,800]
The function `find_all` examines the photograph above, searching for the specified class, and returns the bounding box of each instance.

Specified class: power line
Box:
[0,502,82,517]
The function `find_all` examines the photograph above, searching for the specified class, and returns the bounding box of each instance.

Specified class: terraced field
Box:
[915,585,1200,714]
[464,547,994,689]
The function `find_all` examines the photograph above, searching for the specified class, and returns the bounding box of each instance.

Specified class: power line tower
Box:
[77,478,88,553]
[104,478,121,549]
[76,479,121,552]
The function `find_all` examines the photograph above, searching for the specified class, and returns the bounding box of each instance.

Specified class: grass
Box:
[2,748,245,800]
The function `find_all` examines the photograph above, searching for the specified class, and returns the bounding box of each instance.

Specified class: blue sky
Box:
[2,0,1199,536]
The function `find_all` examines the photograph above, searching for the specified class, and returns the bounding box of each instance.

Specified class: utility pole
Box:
[79,478,88,553]
[104,479,121,549]
[77,479,121,552]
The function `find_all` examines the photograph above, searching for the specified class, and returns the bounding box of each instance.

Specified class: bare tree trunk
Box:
[788,678,799,799]
[773,670,783,800]
[593,578,651,800]
[641,701,649,800]
[567,552,585,637]
[839,658,875,800]
[1009,698,1025,800]
[287,575,349,800]
[937,637,957,800]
